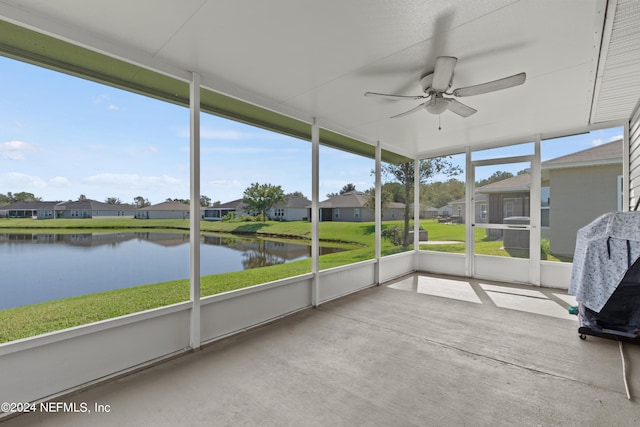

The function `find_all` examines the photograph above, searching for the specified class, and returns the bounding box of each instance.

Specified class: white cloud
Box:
[0,140,36,160]
[49,176,72,187]
[207,179,243,188]
[92,94,108,104]
[592,134,623,146]
[202,129,247,140]
[130,145,160,156]
[82,173,182,189]
[0,172,47,188]
[92,94,119,110]
[201,146,272,154]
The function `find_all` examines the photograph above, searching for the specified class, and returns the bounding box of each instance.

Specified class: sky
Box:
[0,56,624,205]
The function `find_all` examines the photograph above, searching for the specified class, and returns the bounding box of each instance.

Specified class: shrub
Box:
[221,211,237,222]
[540,238,550,260]
[381,226,404,246]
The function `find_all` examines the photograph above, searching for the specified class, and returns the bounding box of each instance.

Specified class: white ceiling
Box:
[1,0,638,159]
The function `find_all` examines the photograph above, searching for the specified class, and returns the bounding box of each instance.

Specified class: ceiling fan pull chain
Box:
[438,114,442,131]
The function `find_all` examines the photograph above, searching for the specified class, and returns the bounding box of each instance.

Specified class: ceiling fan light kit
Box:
[365,56,526,119]
[425,96,450,114]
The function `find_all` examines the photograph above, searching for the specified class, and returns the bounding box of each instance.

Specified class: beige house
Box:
[54,199,136,219]
[203,195,312,221]
[472,139,622,255]
[542,139,623,256]
[202,199,247,220]
[317,191,405,222]
[448,194,487,224]
[268,194,311,221]
[0,201,59,219]
[475,174,531,221]
[135,201,190,220]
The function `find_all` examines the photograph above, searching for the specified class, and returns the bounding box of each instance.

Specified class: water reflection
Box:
[0,232,344,309]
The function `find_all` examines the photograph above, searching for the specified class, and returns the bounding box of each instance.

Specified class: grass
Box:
[0,217,570,342]
[418,220,572,262]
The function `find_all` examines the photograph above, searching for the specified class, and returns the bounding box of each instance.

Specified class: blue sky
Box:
[0,56,623,205]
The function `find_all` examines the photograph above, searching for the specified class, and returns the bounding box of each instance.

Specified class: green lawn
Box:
[418,219,571,262]
[0,217,569,342]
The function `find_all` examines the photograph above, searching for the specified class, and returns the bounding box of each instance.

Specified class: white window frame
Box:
[504,201,514,218]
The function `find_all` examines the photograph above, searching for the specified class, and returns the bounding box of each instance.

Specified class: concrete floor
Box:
[2,273,639,426]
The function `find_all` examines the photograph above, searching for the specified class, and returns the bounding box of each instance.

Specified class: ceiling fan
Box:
[364,56,526,119]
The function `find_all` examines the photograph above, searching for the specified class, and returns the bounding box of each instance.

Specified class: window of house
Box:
[354,208,360,219]
[541,187,550,227]
[480,204,487,220]
[334,208,340,219]
[504,201,514,218]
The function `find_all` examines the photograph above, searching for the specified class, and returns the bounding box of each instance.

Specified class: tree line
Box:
[1,167,519,210]
[0,192,219,208]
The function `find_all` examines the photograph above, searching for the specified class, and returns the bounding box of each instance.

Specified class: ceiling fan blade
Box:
[452,72,526,97]
[447,99,477,117]
[431,56,457,91]
[390,103,425,119]
[364,92,426,101]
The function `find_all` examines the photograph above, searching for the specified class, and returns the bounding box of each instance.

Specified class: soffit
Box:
[591,0,640,123]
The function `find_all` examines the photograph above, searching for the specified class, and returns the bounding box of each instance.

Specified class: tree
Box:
[364,186,391,214]
[78,194,88,201]
[166,198,189,204]
[200,195,211,207]
[381,182,405,203]
[105,197,121,205]
[476,171,513,187]
[133,196,151,208]
[421,178,464,208]
[243,182,285,222]
[0,191,41,205]
[382,157,461,246]
[326,183,356,199]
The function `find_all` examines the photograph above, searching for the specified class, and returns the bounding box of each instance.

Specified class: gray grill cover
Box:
[569,212,640,312]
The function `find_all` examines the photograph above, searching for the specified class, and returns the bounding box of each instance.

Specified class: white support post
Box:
[311,119,320,306]
[414,159,420,254]
[189,71,201,350]
[624,121,630,211]
[375,141,382,284]
[529,137,541,285]
[465,146,473,277]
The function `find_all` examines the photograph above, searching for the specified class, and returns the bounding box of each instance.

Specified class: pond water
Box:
[0,232,344,310]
